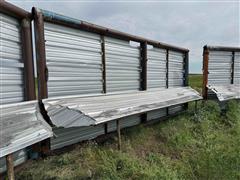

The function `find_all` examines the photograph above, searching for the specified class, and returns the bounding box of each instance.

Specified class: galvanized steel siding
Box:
[104,37,142,128]
[147,47,167,120]
[107,115,141,132]
[147,47,167,89]
[234,52,240,84]
[44,22,103,97]
[105,37,141,92]
[0,149,27,173]
[208,51,232,85]
[168,51,185,114]
[51,125,104,150]
[0,13,25,104]
[168,51,185,87]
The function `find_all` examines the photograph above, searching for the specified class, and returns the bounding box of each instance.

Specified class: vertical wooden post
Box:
[116,119,121,150]
[202,46,209,100]
[231,51,235,84]
[183,51,189,110]
[33,7,48,100]
[166,49,169,115]
[6,154,15,180]
[195,100,198,113]
[140,42,147,123]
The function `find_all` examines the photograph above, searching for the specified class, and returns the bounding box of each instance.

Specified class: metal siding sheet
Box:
[107,115,141,132]
[207,84,240,101]
[44,22,103,98]
[168,51,185,113]
[208,51,232,85]
[147,47,167,121]
[105,37,141,92]
[234,52,240,84]
[105,37,141,126]
[43,87,202,127]
[168,51,185,87]
[51,125,105,150]
[0,101,53,158]
[0,13,25,105]
[147,47,167,89]
[0,149,27,174]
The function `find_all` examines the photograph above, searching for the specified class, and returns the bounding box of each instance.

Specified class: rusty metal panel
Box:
[44,22,103,97]
[105,37,141,92]
[0,12,25,104]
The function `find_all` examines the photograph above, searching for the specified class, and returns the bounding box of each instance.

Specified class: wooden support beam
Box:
[116,119,121,151]
[6,154,15,180]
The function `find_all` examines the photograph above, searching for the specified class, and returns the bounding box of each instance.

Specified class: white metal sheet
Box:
[105,37,141,92]
[234,52,240,84]
[147,47,167,121]
[207,84,240,101]
[208,51,232,85]
[43,87,202,127]
[44,22,103,97]
[168,51,185,87]
[0,101,53,158]
[0,13,25,104]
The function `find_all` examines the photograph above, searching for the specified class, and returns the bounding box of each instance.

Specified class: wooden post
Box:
[195,100,198,113]
[6,154,15,180]
[116,119,121,150]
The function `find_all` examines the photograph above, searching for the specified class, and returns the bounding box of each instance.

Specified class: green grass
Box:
[189,74,202,93]
[16,75,240,180]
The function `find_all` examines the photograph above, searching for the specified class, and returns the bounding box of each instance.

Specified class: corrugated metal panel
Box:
[147,47,167,121]
[207,84,240,101]
[105,37,141,92]
[107,115,141,132]
[0,12,25,105]
[147,109,167,121]
[51,125,105,150]
[168,51,185,114]
[208,51,232,85]
[0,101,53,158]
[44,22,103,97]
[105,37,141,128]
[234,52,240,84]
[43,87,202,127]
[147,47,167,89]
[168,51,185,87]
[0,149,27,173]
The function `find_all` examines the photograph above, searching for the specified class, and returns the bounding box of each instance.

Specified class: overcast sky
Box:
[10,0,239,73]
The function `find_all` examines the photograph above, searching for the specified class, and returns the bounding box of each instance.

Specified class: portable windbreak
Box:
[202,45,240,101]
[0,1,52,174]
[32,7,200,150]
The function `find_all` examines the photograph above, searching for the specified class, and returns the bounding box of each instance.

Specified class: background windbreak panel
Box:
[207,51,232,97]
